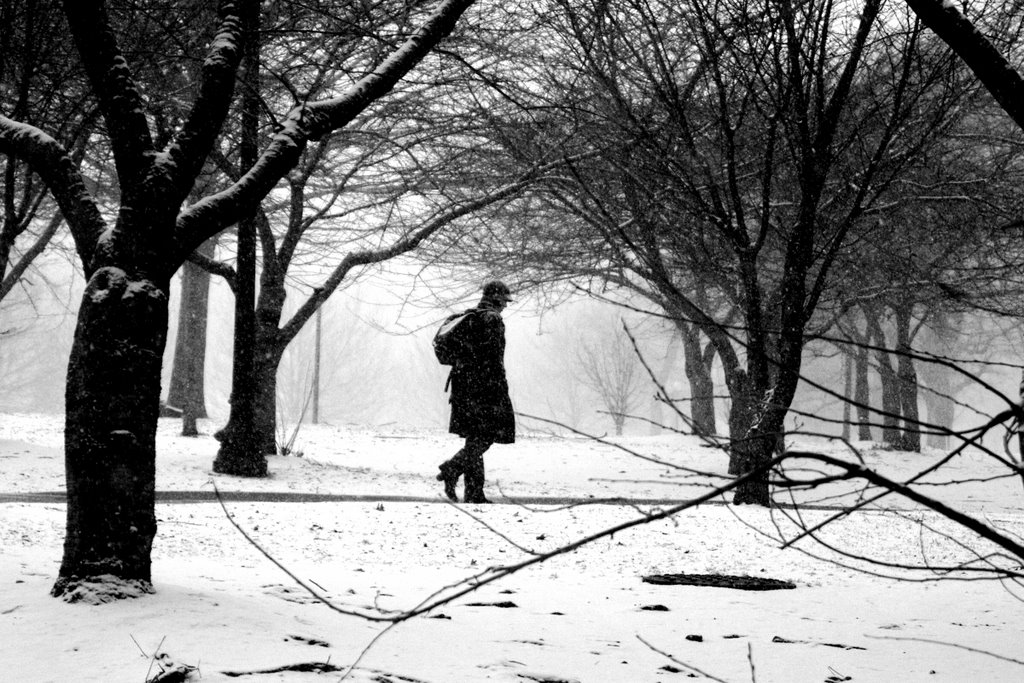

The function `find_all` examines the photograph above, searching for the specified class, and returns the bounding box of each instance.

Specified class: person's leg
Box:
[436,447,467,501]
[462,436,492,503]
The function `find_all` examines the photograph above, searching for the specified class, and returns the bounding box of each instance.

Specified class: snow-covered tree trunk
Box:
[53,265,169,598]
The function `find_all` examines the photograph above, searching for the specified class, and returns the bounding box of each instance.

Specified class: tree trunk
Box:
[213,10,266,477]
[895,308,921,452]
[731,404,779,506]
[921,365,953,449]
[726,369,755,476]
[219,266,286,459]
[53,267,168,598]
[312,307,321,424]
[212,213,267,476]
[866,310,902,447]
[252,342,283,456]
[897,358,921,452]
[842,350,853,441]
[854,343,872,440]
[167,239,214,436]
[682,325,717,437]
[876,350,902,447]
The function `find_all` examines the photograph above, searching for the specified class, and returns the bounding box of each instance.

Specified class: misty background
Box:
[2,241,1019,450]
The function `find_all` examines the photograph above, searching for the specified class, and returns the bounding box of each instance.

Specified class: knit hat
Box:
[482,280,513,302]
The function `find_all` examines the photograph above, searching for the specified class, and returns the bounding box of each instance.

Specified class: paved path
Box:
[0,490,719,505]
[0,490,856,510]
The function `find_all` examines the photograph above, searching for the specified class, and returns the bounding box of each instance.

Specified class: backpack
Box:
[433,310,476,366]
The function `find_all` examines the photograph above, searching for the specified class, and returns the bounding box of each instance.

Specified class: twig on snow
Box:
[636,634,730,683]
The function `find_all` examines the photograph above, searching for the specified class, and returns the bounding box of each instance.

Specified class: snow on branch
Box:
[0,114,104,270]
[159,0,250,199]
[61,0,153,188]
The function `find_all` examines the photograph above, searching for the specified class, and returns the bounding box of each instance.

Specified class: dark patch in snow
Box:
[465,600,518,608]
[643,573,796,591]
[640,603,670,611]
[516,674,580,683]
[284,634,330,648]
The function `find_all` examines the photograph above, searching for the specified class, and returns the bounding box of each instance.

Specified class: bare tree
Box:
[449,0,977,506]
[575,323,645,435]
[0,0,477,599]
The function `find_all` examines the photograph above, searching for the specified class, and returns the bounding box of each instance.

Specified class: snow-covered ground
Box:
[1,413,1022,682]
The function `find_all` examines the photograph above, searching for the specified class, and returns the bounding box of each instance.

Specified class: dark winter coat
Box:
[448,303,515,444]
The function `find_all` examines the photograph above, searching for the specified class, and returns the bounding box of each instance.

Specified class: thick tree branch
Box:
[160,0,250,200]
[783,450,1024,564]
[61,0,153,190]
[186,247,236,292]
[904,0,1024,131]
[0,115,103,269]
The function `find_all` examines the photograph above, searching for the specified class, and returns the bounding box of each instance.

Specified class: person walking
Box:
[436,280,516,503]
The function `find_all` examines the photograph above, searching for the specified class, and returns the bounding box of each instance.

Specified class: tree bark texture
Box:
[253,344,283,456]
[731,403,781,506]
[725,369,754,476]
[53,267,168,596]
[682,325,717,437]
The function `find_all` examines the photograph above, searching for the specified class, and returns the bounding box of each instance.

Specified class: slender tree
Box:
[576,323,645,435]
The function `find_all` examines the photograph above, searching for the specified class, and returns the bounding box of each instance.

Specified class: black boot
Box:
[436,458,460,502]
[463,456,489,504]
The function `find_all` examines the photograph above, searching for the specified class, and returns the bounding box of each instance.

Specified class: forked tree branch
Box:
[172,0,478,266]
